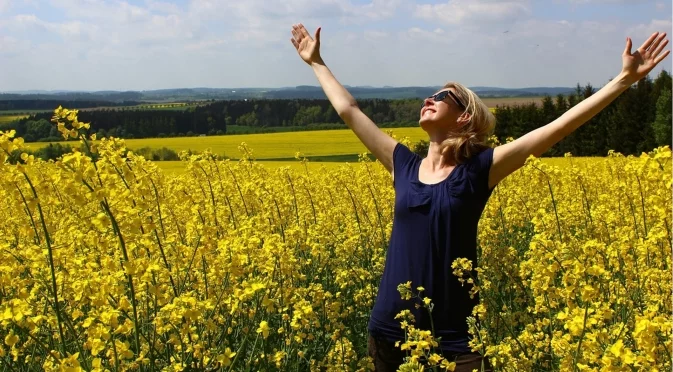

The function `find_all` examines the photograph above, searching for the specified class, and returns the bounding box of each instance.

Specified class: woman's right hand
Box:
[290,23,322,65]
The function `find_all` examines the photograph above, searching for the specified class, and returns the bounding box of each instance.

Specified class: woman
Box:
[290,23,669,371]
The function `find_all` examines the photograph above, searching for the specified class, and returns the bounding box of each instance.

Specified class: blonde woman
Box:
[290,23,669,372]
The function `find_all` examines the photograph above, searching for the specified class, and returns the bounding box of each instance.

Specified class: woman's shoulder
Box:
[448,146,494,197]
[392,143,420,184]
[393,142,421,165]
[463,145,494,170]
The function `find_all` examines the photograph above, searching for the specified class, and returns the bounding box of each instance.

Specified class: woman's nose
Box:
[422,97,433,108]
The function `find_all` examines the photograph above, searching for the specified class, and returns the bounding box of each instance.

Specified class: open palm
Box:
[290,23,322,65]
[622,32,670,84]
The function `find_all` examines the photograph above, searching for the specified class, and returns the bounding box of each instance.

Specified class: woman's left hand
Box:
[622,32,670,84]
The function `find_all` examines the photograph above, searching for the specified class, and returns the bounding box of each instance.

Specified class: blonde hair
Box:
[439,82,496,164]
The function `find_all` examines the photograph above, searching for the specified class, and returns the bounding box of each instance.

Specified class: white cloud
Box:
[146,0,181,14]
[10,14,97,42]
[0,0,10,14]
[0,0,670,91]
[414,0,531,26]
[49,0,150,23]
[363,30,389,41]
[184,0,404,45]
[184,38,227,51]
[566,0,649,3]
[349,0,405,21]
[626,18,673,39]
[400,27,457,44]
[0,35,28,55]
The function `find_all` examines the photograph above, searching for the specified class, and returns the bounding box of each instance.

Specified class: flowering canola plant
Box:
[0,107,670,371]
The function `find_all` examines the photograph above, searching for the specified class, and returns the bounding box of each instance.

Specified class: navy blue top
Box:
[368,142,496,353]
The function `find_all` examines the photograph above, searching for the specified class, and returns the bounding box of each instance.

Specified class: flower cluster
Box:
[459,147,672,371]
[394,283,457,371]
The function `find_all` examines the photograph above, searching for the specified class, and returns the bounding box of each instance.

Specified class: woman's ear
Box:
[457,112,471,128]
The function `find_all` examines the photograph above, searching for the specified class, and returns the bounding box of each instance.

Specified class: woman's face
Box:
[418,88,466,134]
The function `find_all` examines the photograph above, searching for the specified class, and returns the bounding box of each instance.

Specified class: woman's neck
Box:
[425,141,456,171]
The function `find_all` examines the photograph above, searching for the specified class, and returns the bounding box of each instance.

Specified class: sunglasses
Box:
[422,90,466,111]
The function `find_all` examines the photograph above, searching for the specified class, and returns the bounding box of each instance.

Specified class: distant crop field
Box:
[80,102,202,111]
[0,115,28,125]
[0,102,201,116]
[26,127,430,159]
[0,109,50,115]
[481,96,543,107]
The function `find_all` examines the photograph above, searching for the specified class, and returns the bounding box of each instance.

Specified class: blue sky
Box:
[0,0,671,91]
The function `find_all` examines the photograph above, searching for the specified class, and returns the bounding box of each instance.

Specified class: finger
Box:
[639,32,659,51]
[314,27,321,43]
[624,37,632,56]
[291,38,299,49]
[647,32,666,52]
[651,38,669,58]
[298,23,311,38]
[291,28,301,41]
[654,50,671,65]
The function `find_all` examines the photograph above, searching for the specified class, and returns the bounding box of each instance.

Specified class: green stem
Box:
[101,200,142,365]
[572,303,591,372]
[21,172,67,357]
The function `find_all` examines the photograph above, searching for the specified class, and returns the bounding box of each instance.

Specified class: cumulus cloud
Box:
[186,0,404,45]
[9,14,95,41]
[566,0,649,3]
[0,0,670,90]
[0,0,9,14]
[626,18,673,38]
[146,0,181,14]
[414,0,531,26]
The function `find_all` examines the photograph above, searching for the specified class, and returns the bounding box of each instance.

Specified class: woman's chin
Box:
[418,117,434,131]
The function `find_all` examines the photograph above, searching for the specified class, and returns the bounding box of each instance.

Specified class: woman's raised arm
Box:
[290,23,398,174]
[488,32,670,189]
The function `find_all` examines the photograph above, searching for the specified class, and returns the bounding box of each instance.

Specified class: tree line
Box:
[2,70,670,157]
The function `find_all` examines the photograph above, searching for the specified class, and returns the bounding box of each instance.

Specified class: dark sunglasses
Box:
[422,90,466,111]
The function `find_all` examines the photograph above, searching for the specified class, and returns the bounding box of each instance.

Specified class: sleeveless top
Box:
[367,142,496,353]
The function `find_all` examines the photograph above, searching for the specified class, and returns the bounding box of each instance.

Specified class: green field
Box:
[26,127,429,159]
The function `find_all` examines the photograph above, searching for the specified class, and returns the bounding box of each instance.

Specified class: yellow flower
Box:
[257,321,270,339]
[4,331,18,347]
[427,353,443,365]
[216,348,236,367]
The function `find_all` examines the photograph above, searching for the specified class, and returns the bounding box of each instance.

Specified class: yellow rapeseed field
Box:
[0,108,670,371]
[26,128,429,159]
[0,115,28,125]
[156,158,595,175]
